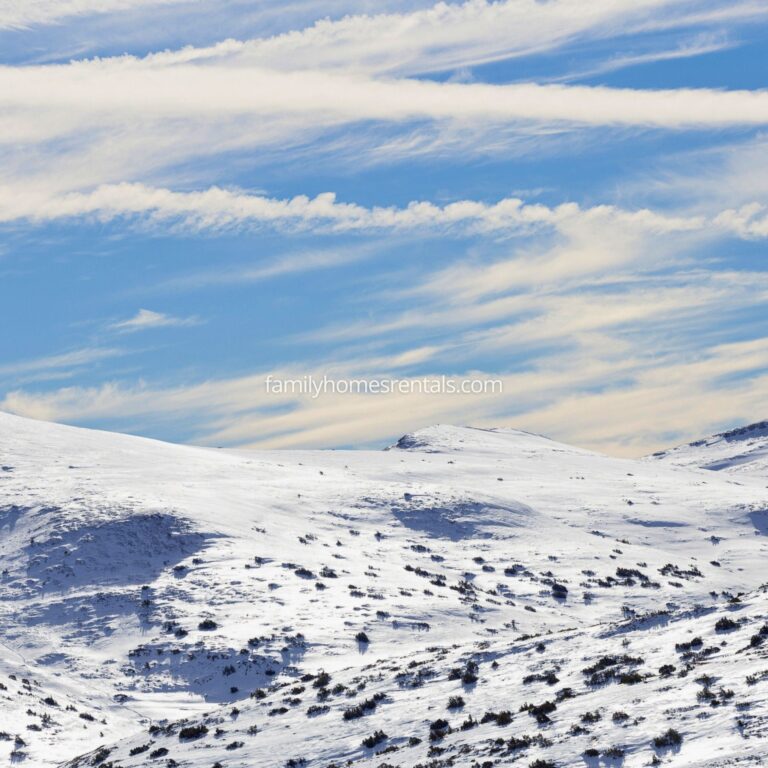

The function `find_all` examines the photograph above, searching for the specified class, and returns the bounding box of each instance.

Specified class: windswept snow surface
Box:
[0,414,767,767]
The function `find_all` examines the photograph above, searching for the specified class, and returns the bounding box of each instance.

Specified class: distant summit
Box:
[649,419,768,477]
[388,424,593,456]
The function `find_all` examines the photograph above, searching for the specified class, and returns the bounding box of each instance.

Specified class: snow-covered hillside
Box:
[1,414,767,767]
[647,420,768,478]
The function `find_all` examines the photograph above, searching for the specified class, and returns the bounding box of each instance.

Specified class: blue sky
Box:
[2,0,768,454]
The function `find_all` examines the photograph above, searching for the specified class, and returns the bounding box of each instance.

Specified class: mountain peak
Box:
[649,418,768,476]
[390,424,553,451]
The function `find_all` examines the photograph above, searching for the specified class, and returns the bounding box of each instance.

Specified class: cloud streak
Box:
[109,308,199,332]
[5,64,768,130]
[8,180,768,253]
[0,347,124,379]
[141,0,766,77]
[0,0,186,30]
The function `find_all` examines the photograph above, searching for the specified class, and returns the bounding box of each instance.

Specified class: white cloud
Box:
[144,0,764,77]
[0,181,711,236]
[514,337,768,454]
[551,32,735,82]
[0,0,763,198]
[153,245,375,292]
[3,61,768,201]
[0,347,123,378]
[4,63,768,130]
[645,136,768,212]
[109,308,199,332]
[0,0,186,30]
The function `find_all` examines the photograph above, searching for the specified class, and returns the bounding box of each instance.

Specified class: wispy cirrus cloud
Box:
[109,308,199,332]
[140,0,767,78]
[0,0,187,30]
[0,346,124,380]
[551,31,735,83]
[4,63,768,200]
[153,246,375,292]
[0,0,764,205]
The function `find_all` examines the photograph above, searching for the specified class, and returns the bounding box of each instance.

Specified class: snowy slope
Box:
[647,420,768,478]
[1,413,767,767]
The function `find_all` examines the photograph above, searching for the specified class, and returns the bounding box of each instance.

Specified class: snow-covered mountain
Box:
[647,420,768,477]
[1,413,767,767]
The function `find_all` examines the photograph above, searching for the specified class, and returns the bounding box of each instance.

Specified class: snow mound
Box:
[390,424,592,456]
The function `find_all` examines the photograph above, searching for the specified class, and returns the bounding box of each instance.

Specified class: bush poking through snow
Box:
[715,617,739,632]
[198,619,217,631]
[178,723,208,740]
[653,728,683,748]
[361,730,387,749]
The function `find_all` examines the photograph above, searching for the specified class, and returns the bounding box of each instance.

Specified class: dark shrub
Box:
[507,735,533,751]
[496,711,512,726]
[523,700,556,724]
[342,695,383,720]
[715,617,739,632]
[462,660,479,684]
[313,671,331,689]
[362,730,387,749]
[654,728,682,748]
[551,583,568,598]
[429,718,450,740]
[178,724,208,740]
